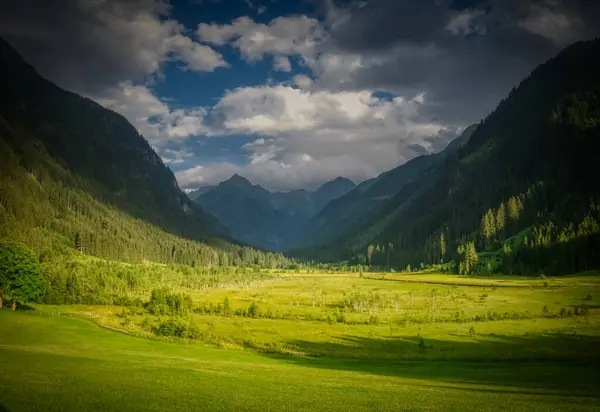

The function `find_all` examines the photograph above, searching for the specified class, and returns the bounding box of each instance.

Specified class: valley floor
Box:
[1,272,599,411]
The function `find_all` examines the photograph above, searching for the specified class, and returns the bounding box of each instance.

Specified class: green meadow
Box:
[1,270,600,411]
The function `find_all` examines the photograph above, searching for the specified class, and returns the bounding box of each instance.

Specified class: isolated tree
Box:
[480,210,496,247]
[496,203,506,236]
[480,213,492,246]
[222,296,231,316]
[457,241,478,275]
[439,232,446,264]
[507,196,521,222]
[0,239,45,310]
[366,244,374,266]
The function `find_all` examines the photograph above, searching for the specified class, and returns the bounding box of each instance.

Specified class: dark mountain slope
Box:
[298,125,477,248]
[0,37,222,241]
[195,175,356,250]
[313,177,357,211]
[310,39,600,274]
[188,186,216,200]
[0,37,291,268]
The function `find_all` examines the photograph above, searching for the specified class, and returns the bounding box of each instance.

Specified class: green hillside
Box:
[303,39,600,275]
[0,37,290,269]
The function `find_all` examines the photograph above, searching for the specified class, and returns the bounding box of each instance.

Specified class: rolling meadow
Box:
[1,260,599,411]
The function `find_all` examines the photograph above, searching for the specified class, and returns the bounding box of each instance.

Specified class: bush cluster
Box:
[145,288,193,316]
[154,318,201,339]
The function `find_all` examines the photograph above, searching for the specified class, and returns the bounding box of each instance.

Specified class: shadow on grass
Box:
[254,332,600,397]
[16,303,36,311]
[1,300,35,312]
[365,276,535,288]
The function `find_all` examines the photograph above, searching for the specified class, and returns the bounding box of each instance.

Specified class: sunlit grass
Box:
[34,271,600,361]
[1,310,599,412]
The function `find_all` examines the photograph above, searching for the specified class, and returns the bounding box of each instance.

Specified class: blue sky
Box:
[2,0,599,191]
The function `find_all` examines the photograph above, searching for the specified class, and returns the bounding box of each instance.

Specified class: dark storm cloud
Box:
[0,0,226,95]
[324,0,600,124]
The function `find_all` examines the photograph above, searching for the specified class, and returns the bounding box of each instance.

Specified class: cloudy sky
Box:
[1,0,599,191]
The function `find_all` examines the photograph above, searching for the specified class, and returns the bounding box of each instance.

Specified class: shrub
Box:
[331,308,346,323]
[155,318,199,339]
[222,296,232,316]
[247,301,258,318]
[146,288,193,317]
[188,323,202,340]
[367,315,379,325]
[574,305,590,316]
[139,317,152,331]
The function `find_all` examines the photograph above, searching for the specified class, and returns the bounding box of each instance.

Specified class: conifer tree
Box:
[439,232,446,264]
[496,203,506,237]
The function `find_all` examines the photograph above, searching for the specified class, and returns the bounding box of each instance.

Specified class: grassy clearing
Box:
[1,271,599,411]
[52,271,600,360]
[1,311,599,412]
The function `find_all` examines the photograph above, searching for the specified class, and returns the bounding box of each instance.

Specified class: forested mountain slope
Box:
[305,39,600,275]
[0,37,222,240]
[297,125,478,249]
[195,175,355,250]
[300,40,600,272]
[295,125,477,249]
[0,37,290,268]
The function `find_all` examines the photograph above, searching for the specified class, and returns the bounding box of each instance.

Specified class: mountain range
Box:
[192,174,356,250]
[1,35,599,275]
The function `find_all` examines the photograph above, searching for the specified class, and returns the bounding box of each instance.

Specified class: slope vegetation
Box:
[305,39,600,274]
[0,37,289,268]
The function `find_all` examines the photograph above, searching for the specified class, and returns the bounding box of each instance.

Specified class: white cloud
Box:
[166,34,229,71]
[198,14,380,92]
[95,82,210,146]
[273,55,292,72]
[292,74,313,89]
[197,15,325,61]
[161,148,194,165]
[176,85,452,190]
[176,163,240,188]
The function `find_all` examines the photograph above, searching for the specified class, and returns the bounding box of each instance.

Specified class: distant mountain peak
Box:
[332,176,354,184]
[316,176,356,193]
[224,173,252,186]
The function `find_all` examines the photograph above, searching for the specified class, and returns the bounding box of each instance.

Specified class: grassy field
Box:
[1,271,600,411]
